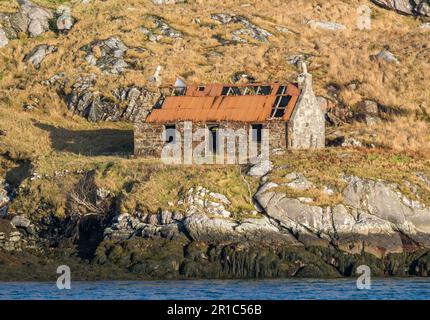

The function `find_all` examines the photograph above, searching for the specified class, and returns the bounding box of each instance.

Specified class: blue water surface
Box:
[0,279,429,300]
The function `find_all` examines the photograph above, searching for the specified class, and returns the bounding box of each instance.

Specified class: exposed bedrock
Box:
[372,0,430,16]
[254,175,430,258]
[3,172,430,279]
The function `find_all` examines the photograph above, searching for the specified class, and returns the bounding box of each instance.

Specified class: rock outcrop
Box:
[372,0,430,16]
[55,5,75,33]
[63,75,157,122]
[254,174,430,258]
[0,28,8,48]
[306,20,346,31]
[371,49,400,64]
[81,37,129,74]
[0,1,76,48]
[211,13,272,42]
[140,15,182,43]
[3,168,430,280]
[0,0,52,40]
[180,186,233,218]
[152,0,186,4]
[23,44,57,69]
[0,218,35,252]
[0,185,9,216]
[103,172,430,261]
[247,159,273,177]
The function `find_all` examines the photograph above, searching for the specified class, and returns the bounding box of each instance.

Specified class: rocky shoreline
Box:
[2,161,430,281]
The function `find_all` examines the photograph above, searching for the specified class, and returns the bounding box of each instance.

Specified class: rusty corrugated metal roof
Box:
[146,83,300,123]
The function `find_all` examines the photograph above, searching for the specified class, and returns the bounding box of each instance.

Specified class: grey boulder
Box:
[24,44,57,69]
[12,0,53,38]
[247,160,273,177]
[11,215,35,235]
[0,28,8,48]
[81,37,129,74]
[372,49,400,64]
[306,20,346,31]
[55,5,75,33]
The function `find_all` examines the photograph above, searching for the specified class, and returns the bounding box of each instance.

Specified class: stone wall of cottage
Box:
[134,121,287,158]
[288,70,325,149]
[134,122,165,157]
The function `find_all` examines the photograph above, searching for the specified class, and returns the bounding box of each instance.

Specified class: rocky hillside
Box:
[0,0,430,280]
[0,0,429,151]
[2,150,430,280]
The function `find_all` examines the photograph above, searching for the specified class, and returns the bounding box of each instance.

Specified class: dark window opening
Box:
[164,124,176,143]
[153,95,165,109]
[226,87,241,96]
[271,95,292,118]
[172,87,186,96]
[251,124,263,144]
[221,86,272,96]
[198,86,205,92]
[276,85,287,95]
[208,125,219,153]
[256,86,272,95]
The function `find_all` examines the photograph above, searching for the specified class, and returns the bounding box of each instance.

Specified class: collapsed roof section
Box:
[146,82,300,123]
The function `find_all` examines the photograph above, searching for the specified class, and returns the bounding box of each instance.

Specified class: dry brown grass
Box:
[0,0,430,218]
[0,0,428,153]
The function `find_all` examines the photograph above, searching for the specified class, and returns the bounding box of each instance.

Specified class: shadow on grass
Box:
[34,122,133,156]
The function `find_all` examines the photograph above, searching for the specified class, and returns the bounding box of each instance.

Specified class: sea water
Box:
[0,278,429,300]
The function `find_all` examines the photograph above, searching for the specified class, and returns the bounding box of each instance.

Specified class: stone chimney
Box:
[297,62,313,90]
[288,62,325,149]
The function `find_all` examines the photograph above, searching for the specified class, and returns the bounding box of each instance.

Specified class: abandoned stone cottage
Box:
[134,64,325,159]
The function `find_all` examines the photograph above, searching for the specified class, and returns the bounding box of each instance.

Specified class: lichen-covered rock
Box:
[10,215,36,235]
[152,0,186,4]
[372,0,430,16]
[0,219,31,252]
[284,172,314,191]
[81,37,129,74]
[182,214,299,244]
[0,1,75,43]
[23,44,57,69]
[254,174,430,256]
[247,160,273,177]
[0,183,8,214]
[105,212,184,241]
[55,5,75,33]
[0,28,8,48]
[183,214,237,242]
[211,13,272,42]
[64,75,157,122]
[180,187,232,218]
[306,20,346,31]
[141,15,182,42]
[11,0,53,38]
[371,49,400,64]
